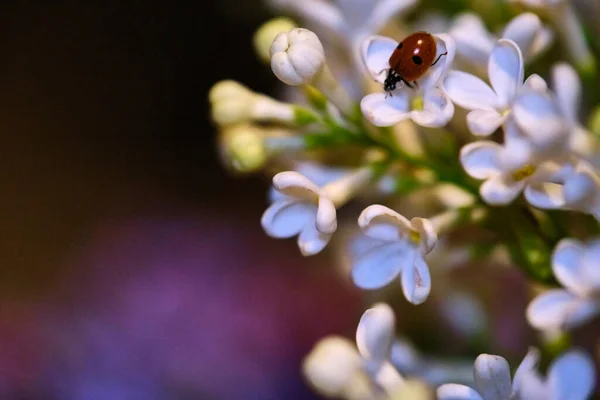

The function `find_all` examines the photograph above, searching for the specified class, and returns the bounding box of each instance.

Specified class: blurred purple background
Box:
[0,3,362,399]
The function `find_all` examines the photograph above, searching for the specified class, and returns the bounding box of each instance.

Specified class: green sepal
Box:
[293,107,320,125]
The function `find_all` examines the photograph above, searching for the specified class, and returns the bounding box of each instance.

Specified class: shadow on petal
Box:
[261,200,315,238]
[410,88,454,128]
[361,92,410,126]
[361,35,398,83]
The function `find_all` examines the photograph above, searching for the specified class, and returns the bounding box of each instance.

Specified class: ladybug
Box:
[383,31,447,94]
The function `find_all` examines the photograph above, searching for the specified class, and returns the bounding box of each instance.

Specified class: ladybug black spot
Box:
[412,55,422,65]
[396,42,403,49]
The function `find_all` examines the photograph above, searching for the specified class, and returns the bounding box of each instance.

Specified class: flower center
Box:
[511,164,536,181]
[408,230,421,244]
[411,96,424,111]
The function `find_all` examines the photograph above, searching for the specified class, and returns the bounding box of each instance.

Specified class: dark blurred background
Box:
[0,2,362,399]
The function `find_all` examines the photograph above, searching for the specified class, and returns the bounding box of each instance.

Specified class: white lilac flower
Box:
[524,160,600,220]
[262,167,375,256]
[449,12,552,74]
[443,39,547,137]
[562,162,600,219]
[270,27,354,114]
[351,205,437,304]
[459,126,569,206]
[437,348,596,400]
[267,0,417,49]
[509,0,595,73]
[360,34,456,128]
[268,161,352,203]
[525,62,600,165]
[303,303,404,399]
[526,238,600,332]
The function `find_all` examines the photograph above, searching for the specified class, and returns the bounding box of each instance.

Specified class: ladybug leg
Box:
[431,51,448,67]
[413,81,419,89]
[401,78,414,90]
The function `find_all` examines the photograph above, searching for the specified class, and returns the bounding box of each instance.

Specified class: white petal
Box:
[466,109,507,136]
[523,73,548,92]
[410,217,437,254]
[358,204,412,240]
[524,183,565,209]
[361,35,398,83]
[273,171,320,199]
[364,0,417,39]
[443,70,499,110]
[294,161,352,188]
[581,240,600,287]
[498,125,535,170]
[513,91,567,151]
[449,13,494,68]
[437,384,484,400]
[526,289,600,331]
[261,200,315,238]
[460,141,502,180]
[501,13,541,59]
[480,175,525,205]
[348,232,383,259]
[563,169,598,206]
[390,338,421,373]
[488,39,524,108]
[356,303,395,366]
[374,361,405,394]
[547,350,596,400]
[419,33,456,91]
[552,62,580,123]
[352,243,406,289]
[401,254,431,305]
[297,222,332,256]
[473,354,513,400]
[316,196,337,234]
[528,26,553,61]
[512,348,542,396]
[552,239,591,296]
[273,0,346,39]
[361,91,411,127]
[410,87,454,128]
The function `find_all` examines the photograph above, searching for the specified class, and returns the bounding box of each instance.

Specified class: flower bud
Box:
[218,124,305,173]
[210,80,308,126]
[302,336,364,397]
[218,124,267,173]
[209,80,255,126]
[253,17,297,64]
[270,28,325,86]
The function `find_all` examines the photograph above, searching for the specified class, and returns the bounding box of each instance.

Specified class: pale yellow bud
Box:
[302,336,364,398]
[253,17,297,64]
[218,124,266,173]
[210,79,299,126]
[209,80,255,126]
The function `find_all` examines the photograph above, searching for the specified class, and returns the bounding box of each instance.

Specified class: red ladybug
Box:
[384,31,447,94]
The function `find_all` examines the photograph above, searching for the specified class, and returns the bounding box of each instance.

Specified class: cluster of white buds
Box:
[209,0,600,398]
